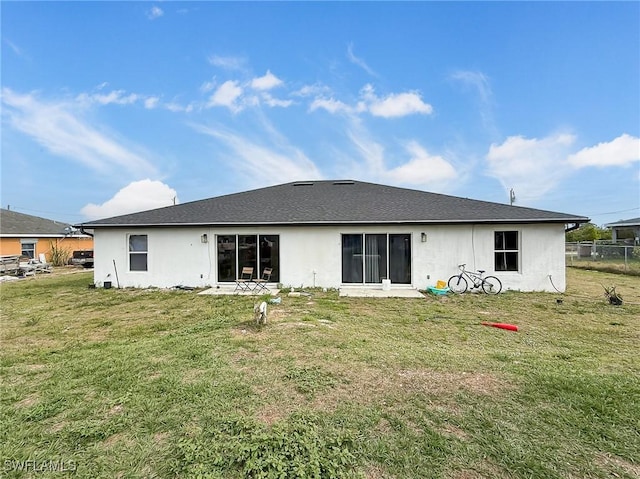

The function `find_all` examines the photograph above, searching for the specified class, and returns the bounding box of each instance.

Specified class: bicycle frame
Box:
[448,264,502,294]
[461,268,484,288]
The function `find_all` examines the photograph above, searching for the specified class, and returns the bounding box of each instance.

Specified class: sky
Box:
[1,1,639,226]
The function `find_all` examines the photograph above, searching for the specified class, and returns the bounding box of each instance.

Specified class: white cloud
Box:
[361,84,433,118]
[250,70,283,91]
[369,92,433,117]
[486,133,576,200]
[2,88,157,178]
[81,180,177,220]
[200,78,217,93]
[164,101,193,113]
[207,80,243,112]
[387,142,457,185]
[144,96,160,109]
[347,119,385,173]
[5,39,24,56]
[345,119,457,189]
[568,134,640,168]
[261,92,293,108]
[309,97,350,114]
[451,71,492,104]
[451,70,497,136]
[292,84,332,98]
[147,5,164,20]
[192,124,322,185]
[207,55,246,71]
[76,90,139,106]
[347,43,377,77]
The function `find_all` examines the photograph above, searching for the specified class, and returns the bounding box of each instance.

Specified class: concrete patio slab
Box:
[339,288,425,298]
[198,286,280,296]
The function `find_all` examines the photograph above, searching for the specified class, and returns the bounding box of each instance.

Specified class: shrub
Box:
[48,241,71,266]
[173,414,360,478]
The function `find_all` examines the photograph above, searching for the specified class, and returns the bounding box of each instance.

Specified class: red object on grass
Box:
[481,322,519,332]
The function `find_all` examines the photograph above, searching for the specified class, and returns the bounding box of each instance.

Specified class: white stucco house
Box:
[80,180,589,292]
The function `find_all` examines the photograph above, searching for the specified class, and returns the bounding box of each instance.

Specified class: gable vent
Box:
[333,181,355,185]
[293,182,314,186]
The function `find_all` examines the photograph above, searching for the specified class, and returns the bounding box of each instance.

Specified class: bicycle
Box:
[447,264,502,294]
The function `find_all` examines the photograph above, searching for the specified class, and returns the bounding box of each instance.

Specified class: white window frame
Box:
[128,234,148,272]
[20,239,37,259]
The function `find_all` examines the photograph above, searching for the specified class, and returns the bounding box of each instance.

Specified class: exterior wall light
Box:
[421,232,427,242]
[201,234,208,243]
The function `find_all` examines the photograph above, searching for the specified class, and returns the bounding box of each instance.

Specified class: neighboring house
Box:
[605,217,640,245]
[0,208,93,261]
[80,180,589,292]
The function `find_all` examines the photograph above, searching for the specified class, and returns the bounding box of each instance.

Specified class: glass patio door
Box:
[342,233,411,284]
[217,234,280,282]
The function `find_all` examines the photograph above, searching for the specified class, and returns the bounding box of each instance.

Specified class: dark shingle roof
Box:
[1,209,72,235]
[605,217,640,228]
[81,180,590,228]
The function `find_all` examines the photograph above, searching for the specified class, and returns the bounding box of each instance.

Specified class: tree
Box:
[566,223,612,242]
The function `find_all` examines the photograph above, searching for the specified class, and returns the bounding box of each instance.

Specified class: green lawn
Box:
[1,269,639,478]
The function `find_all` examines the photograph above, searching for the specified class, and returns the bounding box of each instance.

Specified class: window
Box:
[217,235,279,282]
[21,241,36,259]
[342,233,411,284]
[129,234,148,271]
[495,231,519,271]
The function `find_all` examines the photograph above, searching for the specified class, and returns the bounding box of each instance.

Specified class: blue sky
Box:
[2,2,639,226]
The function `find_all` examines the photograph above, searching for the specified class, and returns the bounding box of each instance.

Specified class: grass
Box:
[567,258,640,276]
[1,268,639,478]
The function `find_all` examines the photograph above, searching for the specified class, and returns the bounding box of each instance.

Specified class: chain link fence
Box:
[566,242,640,273]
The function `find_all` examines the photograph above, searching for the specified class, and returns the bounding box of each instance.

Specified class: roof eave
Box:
[0,233,85,238]
[81,217,590,228]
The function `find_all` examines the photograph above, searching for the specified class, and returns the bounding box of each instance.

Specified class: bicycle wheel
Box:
[448,275,468,293]
[482,276,502,294]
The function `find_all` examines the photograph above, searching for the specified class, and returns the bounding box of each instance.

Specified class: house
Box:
[605,217,640,245]
[0,208,93,262]
[80,180,589,292]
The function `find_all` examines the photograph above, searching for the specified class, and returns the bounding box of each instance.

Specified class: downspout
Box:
[80,226,94,237]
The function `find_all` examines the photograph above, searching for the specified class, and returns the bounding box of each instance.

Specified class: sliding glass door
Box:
[365,234,387,283]
[217,234,279,282]
[217,235,236,282]
[341,234,363,283]
[342,233,411,284]
[389,234,411,284]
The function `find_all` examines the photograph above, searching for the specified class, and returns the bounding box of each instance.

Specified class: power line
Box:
[590,207,640,217]
[4,205,85,218]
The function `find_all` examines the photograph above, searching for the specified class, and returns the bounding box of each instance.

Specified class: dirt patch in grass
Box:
[15,394,39,408]
[24,363,48,371]
[440,423,468,440]
[394,370,506,396]
[49,418,68,434]
[253,366,510,424]
[104,432,127,447]
[596,452,640,477]
[153,431,170,445]
[445,462,511,479]
[106,404,124,416]
[365,464,396,478]
[181,369,206,384]
[255,401,301,425]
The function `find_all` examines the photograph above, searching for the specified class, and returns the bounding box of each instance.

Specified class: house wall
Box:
[0,236,93,261]
[93,223,567,292]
